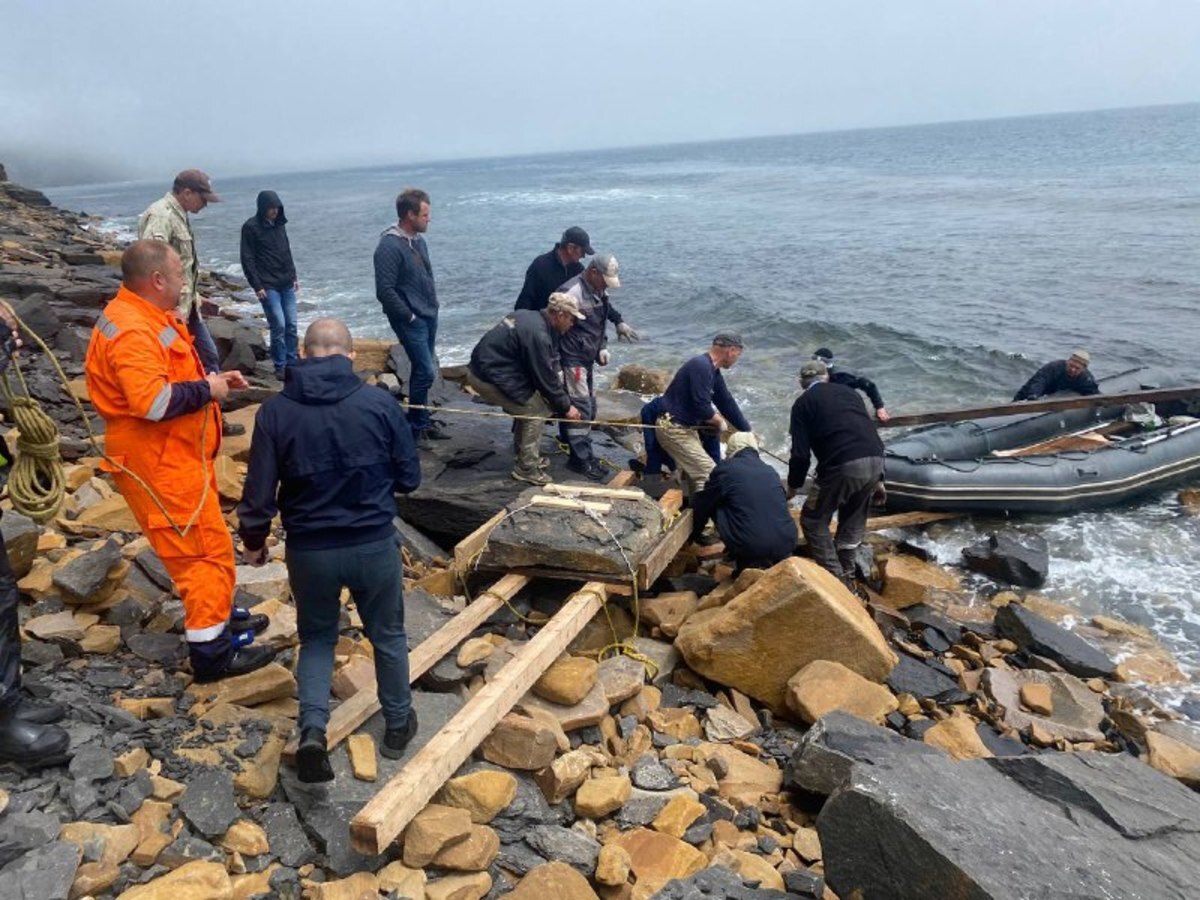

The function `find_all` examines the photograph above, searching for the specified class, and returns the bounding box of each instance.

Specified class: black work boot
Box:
[13,695,66,725]
[295,727,334,783]
[380,709,419,760]
[230,606,270,637]
[0,705,70,767]
[192,643,275,684]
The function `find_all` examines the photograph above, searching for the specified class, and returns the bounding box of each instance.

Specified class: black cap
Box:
[813,347,833,362]
[712,332,744,349]
[560,226,594,255]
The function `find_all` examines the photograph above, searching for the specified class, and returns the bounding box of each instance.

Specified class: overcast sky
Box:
[3,0,1198,186]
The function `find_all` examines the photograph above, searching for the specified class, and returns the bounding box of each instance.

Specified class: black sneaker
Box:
[295,727,334,783]
[380,710,419,760]
[567,458,606,482]
[192,644,275,683]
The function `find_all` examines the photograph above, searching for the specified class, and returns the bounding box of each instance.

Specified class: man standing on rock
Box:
[514,226,593,312]
[558,253,640,481]
[374,188,442,442]
[240,190,299,380]
[0,303,70,766]
[468,293,585,485]
[656,333,752,495]
[86,241,274,682]
[238,318,422,781]
[788,360,885,590]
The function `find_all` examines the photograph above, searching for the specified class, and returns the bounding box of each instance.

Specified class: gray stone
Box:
[818,750,1200,900]
[615,795,669,829]
[655,866,791,899]
[52,537,121,603]
[886,654,971,706]
[523,825,600,876]
[0,839,81,900]
[262,803,316,868]
[68,744,115,782]
[982,668,1105,743]
[157,832,223,868]
[487,769,569,844]
[995,603,1116,679]
[297,801,386,876]
[126,632,186,665]
[404,585,456,646]
[631,754,679,791]
[1,510,39,578]
[782,867,826,899]
[178,768,238,838]
[134,547,174,592]
[21,639,63,667]
[394,517,448,566]
[495,840,548,877]
[0,811,62,866]
[962,530,1049,587]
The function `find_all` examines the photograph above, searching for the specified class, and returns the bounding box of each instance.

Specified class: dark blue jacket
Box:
[691,448,796,569]
[1013,360,1099,401]
[237,355,421,551]
[661,353,751,430]
[374,226,438,323]
[514,246,583,312]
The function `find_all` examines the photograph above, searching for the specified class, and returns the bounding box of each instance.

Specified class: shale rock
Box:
[962,530,1049,587]
[995,602,1116,678]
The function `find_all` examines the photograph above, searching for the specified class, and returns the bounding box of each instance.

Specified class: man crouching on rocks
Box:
[237,318,422,782]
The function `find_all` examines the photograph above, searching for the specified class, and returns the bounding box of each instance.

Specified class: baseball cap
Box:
[712,332,744,349]
[561,226,594,255]
[1069,349,1090,366]
[813,347,834,363]
[726,431,759,456]
[547,292,586,320]
[589,253,620,289]
[173,169,221,202]
[800,360,827,380]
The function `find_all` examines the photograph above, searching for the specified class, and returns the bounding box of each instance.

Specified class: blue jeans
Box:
[189,305,220,374]
[286,536,411,733]
[260,286,300,374]
[386,312,438,432]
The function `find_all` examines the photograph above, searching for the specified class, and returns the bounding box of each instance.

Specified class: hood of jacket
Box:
[256,190,287,225]
[282,355,363,405]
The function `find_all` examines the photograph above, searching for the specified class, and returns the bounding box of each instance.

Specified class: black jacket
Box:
[830,368,885,411]
[374,226,438,323]
[788,381,885,489]
[1013,360,1100,401]
[691,448,795,568]
[237,355,421,552]
[468,310,572,414]
[239,191,297,291]
[514,246,583,312]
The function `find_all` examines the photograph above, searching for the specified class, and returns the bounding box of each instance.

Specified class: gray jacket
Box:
[373,226,438,322]
[557,273,623,367]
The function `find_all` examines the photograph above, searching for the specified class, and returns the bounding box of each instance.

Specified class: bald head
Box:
[303,318,353,358]
[121,240,183,310]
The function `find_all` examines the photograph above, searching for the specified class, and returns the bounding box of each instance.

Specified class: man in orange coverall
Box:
[85,240,275,681]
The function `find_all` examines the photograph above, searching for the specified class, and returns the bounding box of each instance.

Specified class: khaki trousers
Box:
[467,371,551,472]
[655,414,717,494]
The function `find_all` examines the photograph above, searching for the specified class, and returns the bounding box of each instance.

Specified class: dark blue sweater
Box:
[237,355,422,551]
[661,353,751,430]
[691,448,796,568]
[373,227,438,323]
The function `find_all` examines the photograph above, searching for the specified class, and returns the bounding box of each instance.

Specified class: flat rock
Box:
[178,768,238,838]
[574,775,632,818]
[261,803,315,868]
[704,705,758,741]
[609,827,707,883]
[879,554,961,609]
[531,655,598,706]
[983,668,1104,743]
[786,659,899,725]
[52,537,121,603]
[995,603,1116,678]
[886,653,972,705]
[676,557,896,711]
[641,590,699,638]
[519,680,609,732]
[655,866,792,899]
[116,859,232,900]
[127,632,186,665]
[507,860,599,899]
[481,714,559,770]
[0,839,80,900]
[595,655,647,705]
[962,531,1049,588]
[1146,728,1200,788]
[523,824,601,875]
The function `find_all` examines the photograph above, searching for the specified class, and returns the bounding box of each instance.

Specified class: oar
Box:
[878,385,1200,429]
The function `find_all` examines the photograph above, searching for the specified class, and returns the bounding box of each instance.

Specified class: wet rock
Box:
[886,654,972,706]
[523,825,600,875]
[178,768,238,838]
[0,839,81,900]
[995,603,1116,678]
[962,531,1049,588]
[53,537,121,603]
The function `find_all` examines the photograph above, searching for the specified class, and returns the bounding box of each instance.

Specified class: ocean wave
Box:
[452,187,684,207]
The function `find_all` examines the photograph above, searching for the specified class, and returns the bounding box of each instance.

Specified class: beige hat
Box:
[1069,349,1090,366]
[726,431,759,456]
[547,292,586,320]
[589,253,620,289]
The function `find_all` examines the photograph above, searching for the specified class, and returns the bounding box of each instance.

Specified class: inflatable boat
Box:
[883,369,1200,514]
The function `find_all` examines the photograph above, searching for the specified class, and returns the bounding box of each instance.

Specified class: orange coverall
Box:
[84,285,234,667]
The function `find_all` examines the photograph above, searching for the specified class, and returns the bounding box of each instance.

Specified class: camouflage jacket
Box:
[138,192,199,317]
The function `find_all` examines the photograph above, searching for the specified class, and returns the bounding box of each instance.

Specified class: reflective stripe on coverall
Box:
[84,285,233,650]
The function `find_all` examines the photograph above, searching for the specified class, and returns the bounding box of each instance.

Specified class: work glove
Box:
[597,349,611,366]
[616,322,640,342]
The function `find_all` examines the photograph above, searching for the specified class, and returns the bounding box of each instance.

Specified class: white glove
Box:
[597,349,611,366]
[616,322,640,342]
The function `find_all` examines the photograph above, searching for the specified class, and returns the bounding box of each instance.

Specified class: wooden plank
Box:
[636,509,694,589]
[528,495,612,513]
[879,385,1200,429]
[349,581,609,855]
[863,511,959,531]
[993,432,1110,457]
[454,509,506,573]
[543,483,645,501]
[282,572,529,761]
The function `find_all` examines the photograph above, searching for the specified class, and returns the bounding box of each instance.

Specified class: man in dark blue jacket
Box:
[691,432,795,572]
[514,226,592,312]
[237,318,422,782]
[1013,350,1099,401]
[373,188,442,440]
[240,190,299,379]
[812,348,890,422]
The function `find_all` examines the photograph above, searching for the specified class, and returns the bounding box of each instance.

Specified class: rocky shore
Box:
[0,167,1197,900]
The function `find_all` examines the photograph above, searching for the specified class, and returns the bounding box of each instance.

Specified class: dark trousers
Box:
[286,536,412,733]
[189,305,220,374]
[386,312,438,433]
[0,532,19,710]
[801,456,884,580]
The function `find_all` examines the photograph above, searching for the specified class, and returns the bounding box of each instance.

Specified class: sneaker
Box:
[295,727,334,783]
[230,606,270,636]
[512,466,551,486]
[567,459,606,482]
[192,644,275,683]
[380,710,419,760]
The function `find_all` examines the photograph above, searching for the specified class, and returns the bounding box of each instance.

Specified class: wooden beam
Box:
[636,509,694,589]
[879,385,1200,429]
[542,483,645,500]
[349,582,609,855]
[528,495,612,513]
[863,510,959,531]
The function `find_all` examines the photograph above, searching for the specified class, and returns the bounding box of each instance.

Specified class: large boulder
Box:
[675,558,897,711]
[817,749,1200,900]
[995,602,1116,678]
[962,531,1049,587]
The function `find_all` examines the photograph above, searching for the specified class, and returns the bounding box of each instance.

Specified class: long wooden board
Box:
[879,385,1200,429]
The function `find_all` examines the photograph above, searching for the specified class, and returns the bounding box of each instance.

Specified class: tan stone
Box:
[699,742,783,807]
[792,826,822,862]
[71,860,119,898]
[519,703,571,752]
[213,455,245,503]
[150,774,186,801]
[481,714,559,770]
[532,655,600,706]
[435,769,518,824]
[80,623,122,653]
[610,827,707,882]
[233,729,287,800]
[646,707,703,741]
[118,860,232,900]
[619,685,661,722]
[710,818,742,849]
[346,733,377,782]
[377,860,427,897]
[595,843,632,887]
[424,871,492,900]
[432,823,500,871]
[131,830,173,867]
[924,715,993,760]
[60,821,139,867]
[879,554,961,609]
[131,799,172,844]
[534,748,604,805]
[113,746,150,778]
[1146,730,1200,788]
[328,654,375,701]
[651,795,706,838]
[1020,682,1053,716]
[676,557,896,711]
[704,704,757,742]
[402,803,474,868]
[117,697,176,720]
[574,775,632,818]
[24,610,88,641]
[519,680,609,732]
[230,865,279,900]
[1114,650,1189,686]
[596,655,647,705]
[457,637,495,668]
[641,591,699,638]
[508,860,599,899]
[186,662,295,713]
[17,558,55,598]
[785,659,899,725]
[727,848,785,891]
[309,871,379,899]
[221,820,269,857]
